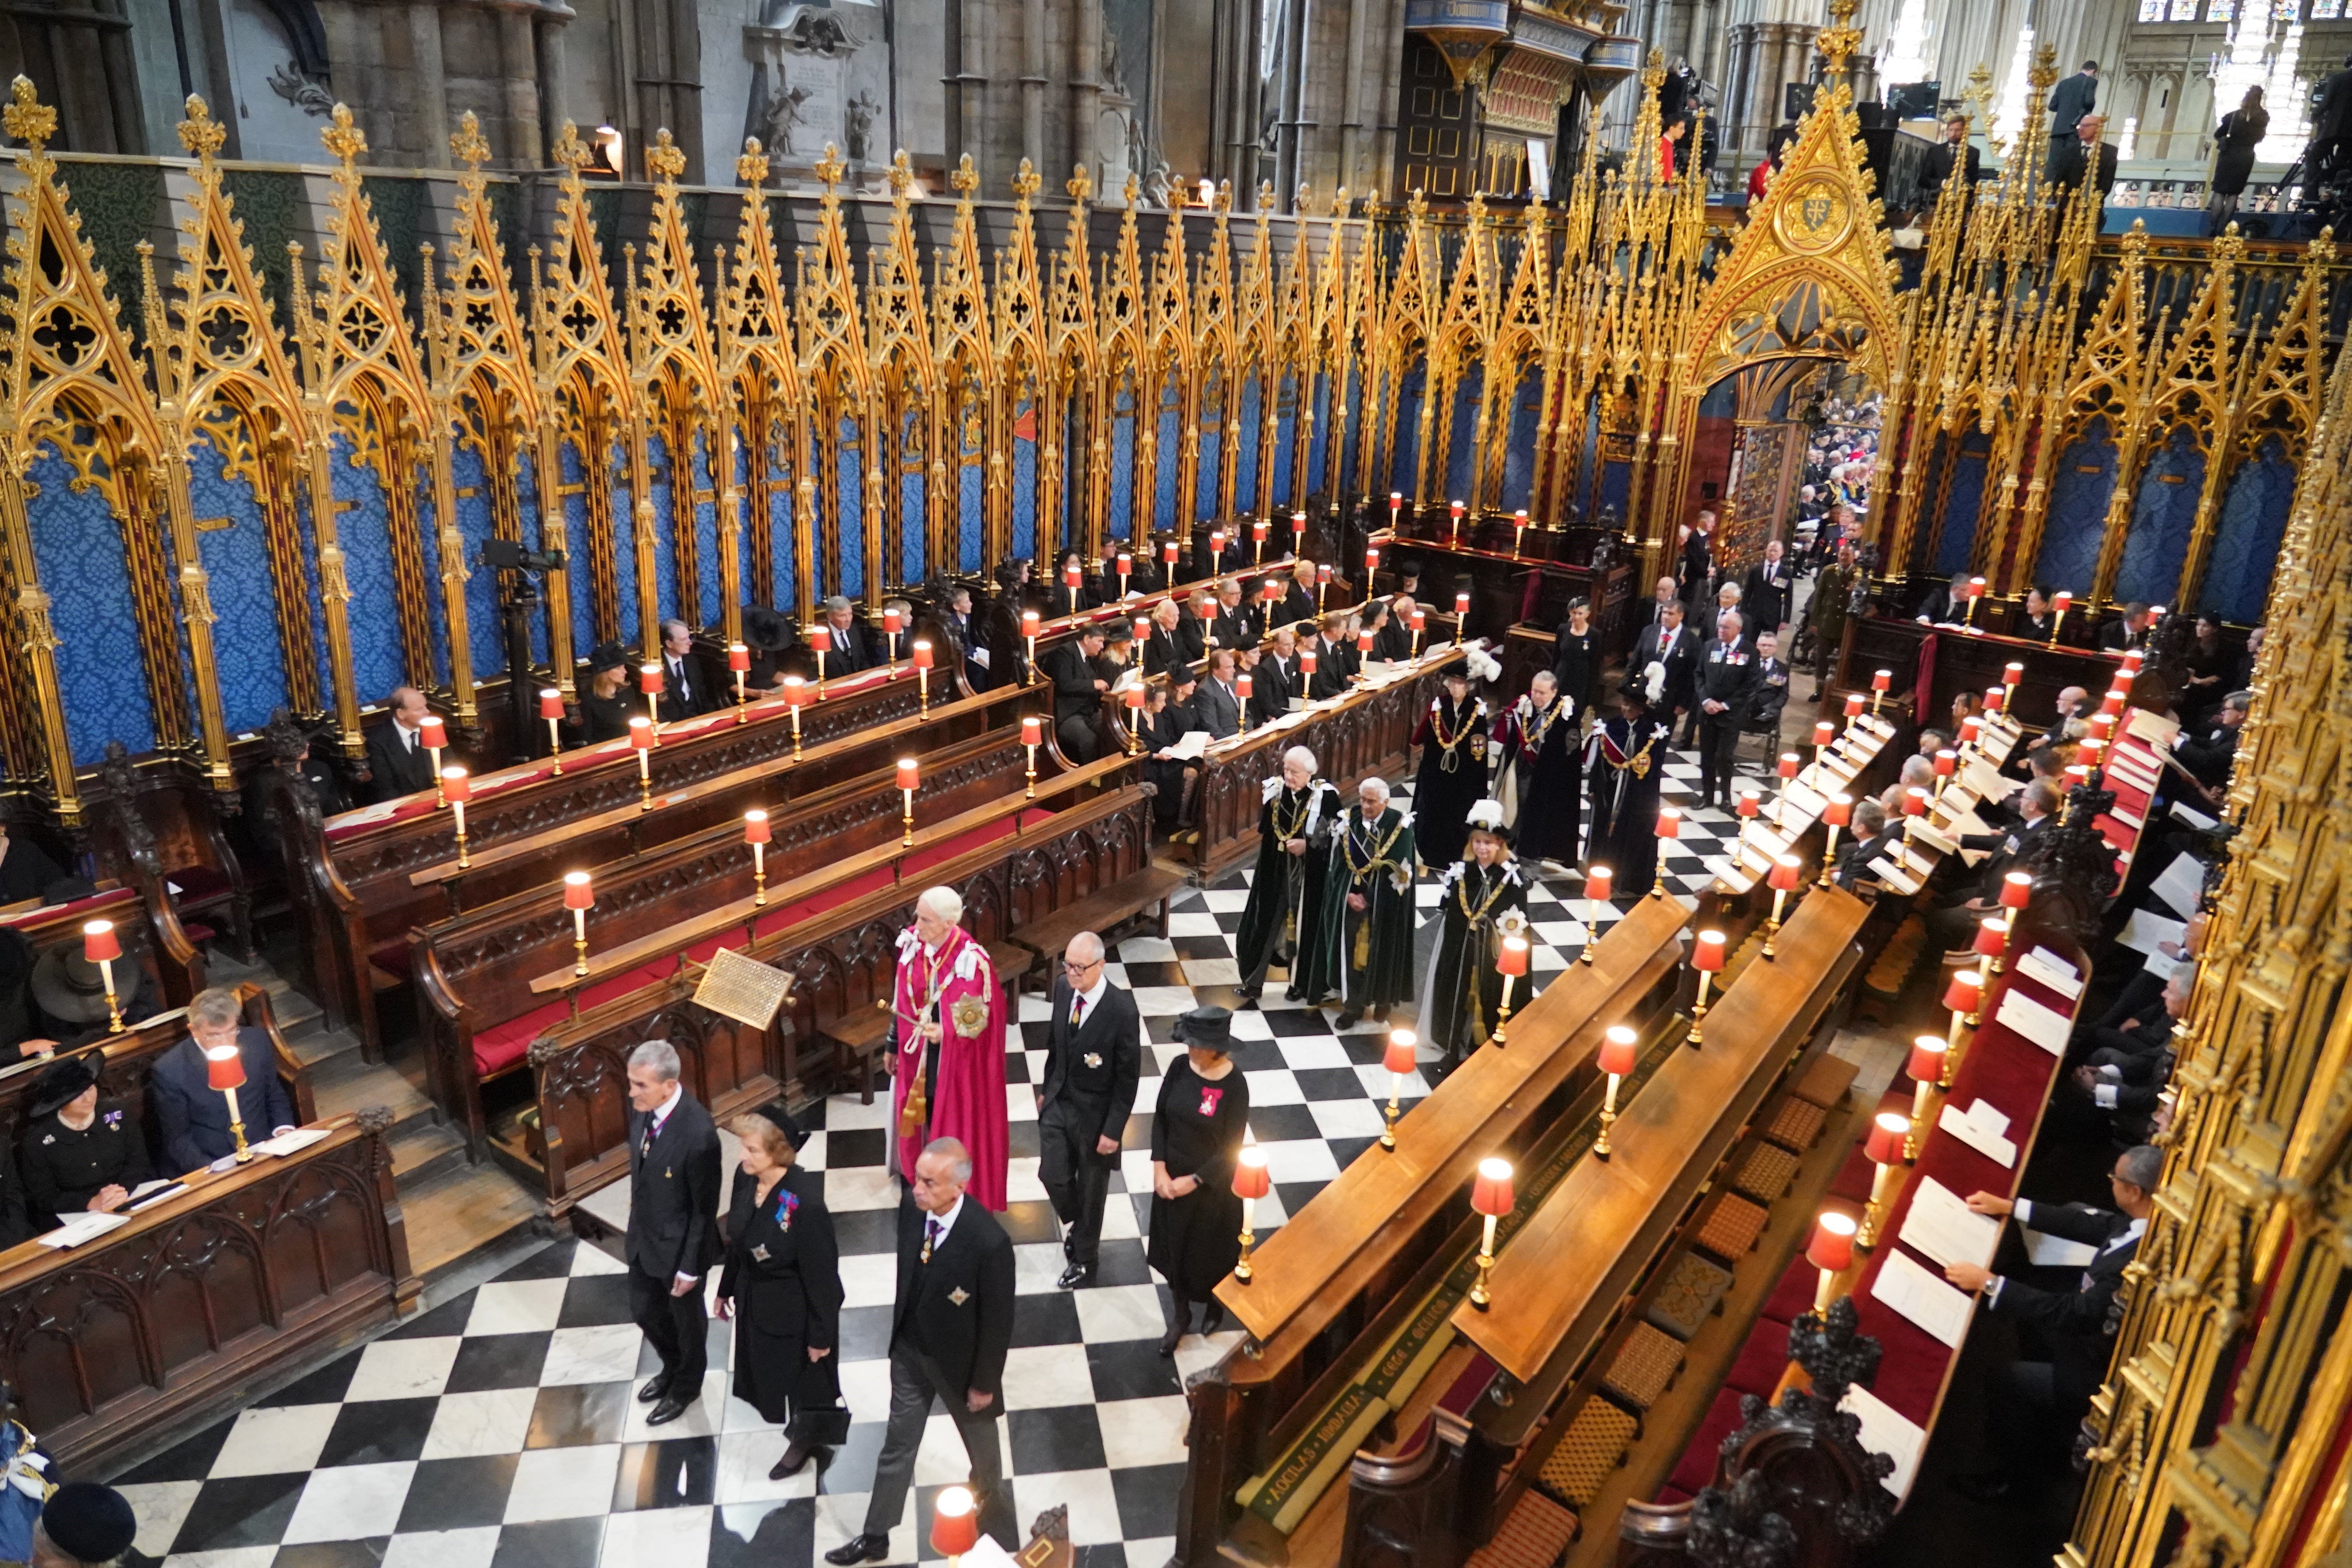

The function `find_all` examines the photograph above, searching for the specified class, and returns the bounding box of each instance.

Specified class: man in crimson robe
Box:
[889,886,1010,1210]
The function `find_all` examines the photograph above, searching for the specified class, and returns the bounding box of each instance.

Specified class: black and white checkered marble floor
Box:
[103,740,1783,1568]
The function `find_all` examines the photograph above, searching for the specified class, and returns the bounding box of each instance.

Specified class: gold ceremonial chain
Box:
[1342,810,1409,882]
[1518,698,1559,756]
[897,944,946,1137]
[1602,727,1659,780]
[1455,862,1512,924]
[1271,785,1317,844]
[1430,698,1476,775]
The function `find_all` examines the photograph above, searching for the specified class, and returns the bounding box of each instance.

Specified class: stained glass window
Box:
[2139,0,2166,15]
[2208,0,2234,16]
[2169,0,2200,19]
[2314,0,2341,18]
[2274,0,2299,17]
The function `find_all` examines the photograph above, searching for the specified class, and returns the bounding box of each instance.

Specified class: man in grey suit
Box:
[1037,932,1140,1289]
[1195,649,1244,739]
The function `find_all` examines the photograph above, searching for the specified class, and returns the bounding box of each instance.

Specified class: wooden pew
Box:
[1376,511,1639,661]
[1835,614,2129,736]
[1327,889,1872,1568]
[519,780,1156,1212]
[0,1111,416,1470]
[0,981,313,1160]
[0,882,205,1034]
[1176,895,1691,1568]
[411,725,1095,1158]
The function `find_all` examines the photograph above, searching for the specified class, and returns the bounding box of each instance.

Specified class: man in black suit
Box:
[1038,932,1140,1289]
[1176,592,1217,665]
[363,686,438,802]
[1835,799,1895,891]
[1945,1144,2160,1504]
[1307,614,1355,701]
[2097,600,2154,652]
[2046,61,2100,141]
[827,1138,1018,1561]
[2171,689,2248,799]
[1632,599,1699,743]
[655,621,713,721]
[1922,114,1983,193]
[149,986,299,1172]
[1748,630,1791,739]
[1214,578,1260,651]
[1929,779,2057,955]
[1044,628,1110,762]
[1741,540,1792,638]
[2048,114,2119,199]
[1694,611,1761,809]
[623,1039,722,1426]
[815,595,872,675]
[1637,575,1682,634]
[1142,598,1187,677]
[1679,512,1717,612]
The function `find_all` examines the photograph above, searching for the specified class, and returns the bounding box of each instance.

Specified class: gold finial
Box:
[553,120,592,177]
[1068,162,1093,204]
[449,110,490,172]
[1331,185,1348,219]
[322,101,367,166]
[888,148,917,201]
[737,136,769,187]
[178,94,227,160]
[1123,172,1140,208]
[1817,0,1863,76]
[646,128,686,182]
[1214,178,1232,214]
[813,141,847,191]
[949,153,979,198]
[3,76,55,151]
[1295,181,1311,216]
[1012,157,1041,203]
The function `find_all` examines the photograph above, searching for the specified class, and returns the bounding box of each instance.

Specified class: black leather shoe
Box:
[770,1442,818,1479]
[824,1534,891,1564]
[647,1390,699,1426]
[1201,1301,1226,1336]
[635,1375,670,1405]
[1336,1011,1362,1031]
[1156,1322,1184,1357]
[1058,1261,1095,1290]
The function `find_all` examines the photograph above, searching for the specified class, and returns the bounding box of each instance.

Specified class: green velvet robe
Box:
[1298,804,1417,1011]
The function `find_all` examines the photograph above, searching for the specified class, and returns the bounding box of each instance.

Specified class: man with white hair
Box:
[1235,747,1343,1005]
[1694,609,1759,808]
[1301,775,1417,1030]
[817,594,872,673]
[623,1038,721,1425]
[887,886,1010,1210]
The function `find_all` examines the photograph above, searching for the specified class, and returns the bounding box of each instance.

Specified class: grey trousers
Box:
[860,1341,1016,1546]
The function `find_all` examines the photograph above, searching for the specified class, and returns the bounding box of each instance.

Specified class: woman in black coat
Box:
[715,1103,848,1478]
[1149,1007,1251,1356]
[2209,87,2269,226]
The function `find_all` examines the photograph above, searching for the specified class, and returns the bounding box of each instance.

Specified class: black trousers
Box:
[1038,1099,1114,1266]
[629,1265,709,1392]
[1697,710,1742,803]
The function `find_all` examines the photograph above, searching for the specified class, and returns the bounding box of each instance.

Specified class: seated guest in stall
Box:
[1420,803,1528,1074]
[716,1103,847,1479]
[0,823,65,908]
[815,595,874,673]
[2098,601,2156,651]
[740,609,796,695]
[576,641,637,742]
[18,1051,150,1230]
[1944,1145,2163,1505]
[1279,560,1319,628]
[1195,650,1245,741]
[1358,600,1397,664]
[1743,540,1793,639]
[149,987,299,1172]
[2058,979,2184,1146]
[1494,669,1581,870]
[1394,556,1423,599]
[0,929,45,1067]
[2239,623,2265,686]
[364,686,441,802]
[1951,686,1985,737]
[1412,659,1493,869]
[2066,960,2189,1074]
[1176,592,1217,665]
[28,938,161,1045]
[1216,577,1259,650]
[2171,689,2249,804]
[1044,628,1111,763]
[1253,628,1301,722]
[1235,747,1341,1004]
[1931,778,2058,957]
[1100,624,1136,682]
[875,599,916,668]
[1128,537,1169,595]
[1142,673,1205,834]
[1149,1007,1250,1355]
[1914,570,1974,625]
[1304,776,1418,1030]
[938,584,995,691]
[1307,613,1356,700]
[2092,908,2203,1040]
[1587,680,1674,894]
[2178,614,2233,725]
[1879,755,1935,820]
[2025,686,2090,760]
[1050,550,1096,619]
[656,619,715,720]
[1375,596,1415,661]
[1552,596,1598,719]
[2017,586,2059,642]
[1142,597,1187,676]
[1835,798,1895,891]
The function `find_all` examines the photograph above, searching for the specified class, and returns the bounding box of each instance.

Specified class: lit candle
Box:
[564,869,594,975]
[1594,1024,1637,1157]
[1580,864,1612,964]
[1686,928,1726,1047]
[1809,1211,1858,1310]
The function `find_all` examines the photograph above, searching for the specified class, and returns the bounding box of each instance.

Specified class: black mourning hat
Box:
[31,947,115,1026]
[1394,555,1424,580]
[586,639,631,675]
[742,606,793,653]
[1174,1005,1232,1053]
[39,1482,138,1563]
[30,1049,101,1118]
[751,1098,807,1152]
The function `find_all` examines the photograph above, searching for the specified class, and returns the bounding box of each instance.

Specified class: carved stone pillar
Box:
[408,4,450,169]
[500,7,542,169]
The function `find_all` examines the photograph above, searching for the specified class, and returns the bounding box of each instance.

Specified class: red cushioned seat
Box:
[1656,1484,1694,1506]
[169,863,232,902]
[368,940,415,979]
[183,922,219,946]
[1830,1142,1878,1202]
[1725,1326,1796,1398]
[470,960,670,1077]
[1760,1258,1820,1326]
[1667,1387,1749,1497]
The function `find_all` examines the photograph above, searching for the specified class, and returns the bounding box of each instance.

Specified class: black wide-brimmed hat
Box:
[742,606,793,652]
[585,639,630,675]
[31,947,116,1026]
[1174,1005,1232,1054]
[30,1049,101,1117]
[751,1098,807,1152]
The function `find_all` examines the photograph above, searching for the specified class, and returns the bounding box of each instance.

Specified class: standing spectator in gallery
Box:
[2048,114,2119,199]
[2047,60,2100,141]
[2209,87,2270,229]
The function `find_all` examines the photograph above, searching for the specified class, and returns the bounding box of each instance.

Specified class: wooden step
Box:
[308,1051,437,1136]
[390,1121,469,1188]
[397,1159,546,1283]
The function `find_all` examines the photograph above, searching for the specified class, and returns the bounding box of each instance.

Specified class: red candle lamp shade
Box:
[1022,716,1042,748]
[629,717,654,750]
[1196,598,1216,622]
[1236,672,1253,702]
[1872,669,1891,695]
[1865,1110,1909,1166]
[912,639,935,670]
[1471,1157,1514,1217]
[1252,518,1268,542]
[1450,499,1466,521]
[1584,865,1613,904]
[1233,1147,1272,1201]
[897,759,920,792]
[1356,630,1374,655]
[744,809,771,846]
[1366,546,1381,576]
[932,1487,979,1560]
[1769,855,1804,893]
[1736,789,1760,819]
[1935,749,1956,779]
[1943,971,1982,1017]
[1907,1034,1947,1085]
[2064,763,2091,794]
[2000,870,2033,910]
[809,624,833,654]
[538,687,565,720]
[1454,590,1470,617]
[442,766,471,804]
[1779,752,1799,780]
[783,675,807,708]
[1960,716,1982,748]
[418,715,448,751]
[1117,552,1132,577]
[1300,647,1318,675]
[1814,720,1835,750]
[1390,491,1403,513]
[1598,1026,1639,1080]
[1133,617,1151,646]
[206,1043,247,1092]
[1966,576,1985,600]
[1383,1032,1418,1077]
[1807,1210,1857,1274]
[1974,915,2009,960]
[639,662,664,696]
[1982,686,2004,715]
[563,871,595,911]
[2102,690,2127,717]
[1902,787,1928,819]
[2004,660,2024,688]
[1020,612,1040,641]
[2089,712,2116,741]
[1317,563,1332,587]
[1824,793,1853,828]
[1497,936,1530,977]
[884,606,903,637]
[2120,647,2145,673]
[2080,737,2107,768]
[1163,539,1180,565]
[1124,684,1146,710]
[1658,806,1681,840]
[80,919,120,964]
[1212,530,1228,555]
[1261,578,1282,605]
[1844,691,1864,720]
[1692,930,1726,971]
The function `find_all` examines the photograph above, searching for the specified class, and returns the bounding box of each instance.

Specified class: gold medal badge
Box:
[951,993,990,1038]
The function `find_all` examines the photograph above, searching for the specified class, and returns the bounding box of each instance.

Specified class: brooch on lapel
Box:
[752,1243,772,1263]
[1198,1087,1223,1116]
[102,1110,122,1131]
[948,1286,971,1306]
[1083,1052,1102,1069]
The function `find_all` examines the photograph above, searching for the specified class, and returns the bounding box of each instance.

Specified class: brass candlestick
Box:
[1492,973,1518,1046]
[224,1085,250,1163]
[1763,886,1790,960]
[636,749,653,812]
[1857,1160,1898,1248]
[734,670,748,726]
[546,714,564,773]
[572,909,589,976]
[1024,744,1038,798]
[1469,1212,1500,1309]
[96,956,123,1034]
[1594,1074,1621,1160]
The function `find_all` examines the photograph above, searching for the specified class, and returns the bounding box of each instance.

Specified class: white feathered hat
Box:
[1641,660,1668,706]
[1466,799,1504,830]
[1464,646,1502,684]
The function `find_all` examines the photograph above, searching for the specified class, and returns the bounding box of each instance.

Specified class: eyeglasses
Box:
[1062,958,1102,975]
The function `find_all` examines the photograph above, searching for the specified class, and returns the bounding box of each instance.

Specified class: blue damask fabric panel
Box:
[1271,374,1298,508]
[1153,393,1181,532]
[559,441,598,653]
[900,414,927,587]
[1933,431,1991,577]
[447,444,508,679]
[1599,457,1630,521]
[330,432,407,703]
[412,481,453,691]
[1195,416,1221,521]
[1501,370,1541,514]
[1444,367,1483,503]
[1013,430,1038,560]
[1579,400,1602,519]
[510,448,549,667]
[1340,365,1365,502]
[836,417,864,599]
[2115,426,2204,606]
[767,453,797,613]
[691,432,720,628]
[646,434,680,627]
[30,448,158,761]
[1307,372,1331,496]
[609,443,641,647]
[1390,363,1426,495]
[2034,421,2117,593]
[2201,435,2294,622]
[1235,375,1262,510]
[186,433,292,734]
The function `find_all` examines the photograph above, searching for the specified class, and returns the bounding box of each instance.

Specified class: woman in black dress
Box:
[2178,614,2233,726]
[18,1051,149,1230]
[1550,597,1599,721]
[0,823,65,908]
[1586,686,1673,896]
[715,1103,848,1478]
[1141,670,1205,832]
[1149,1007,1251,1355]
[1412,662,1494,870]
[575,641,636,743]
